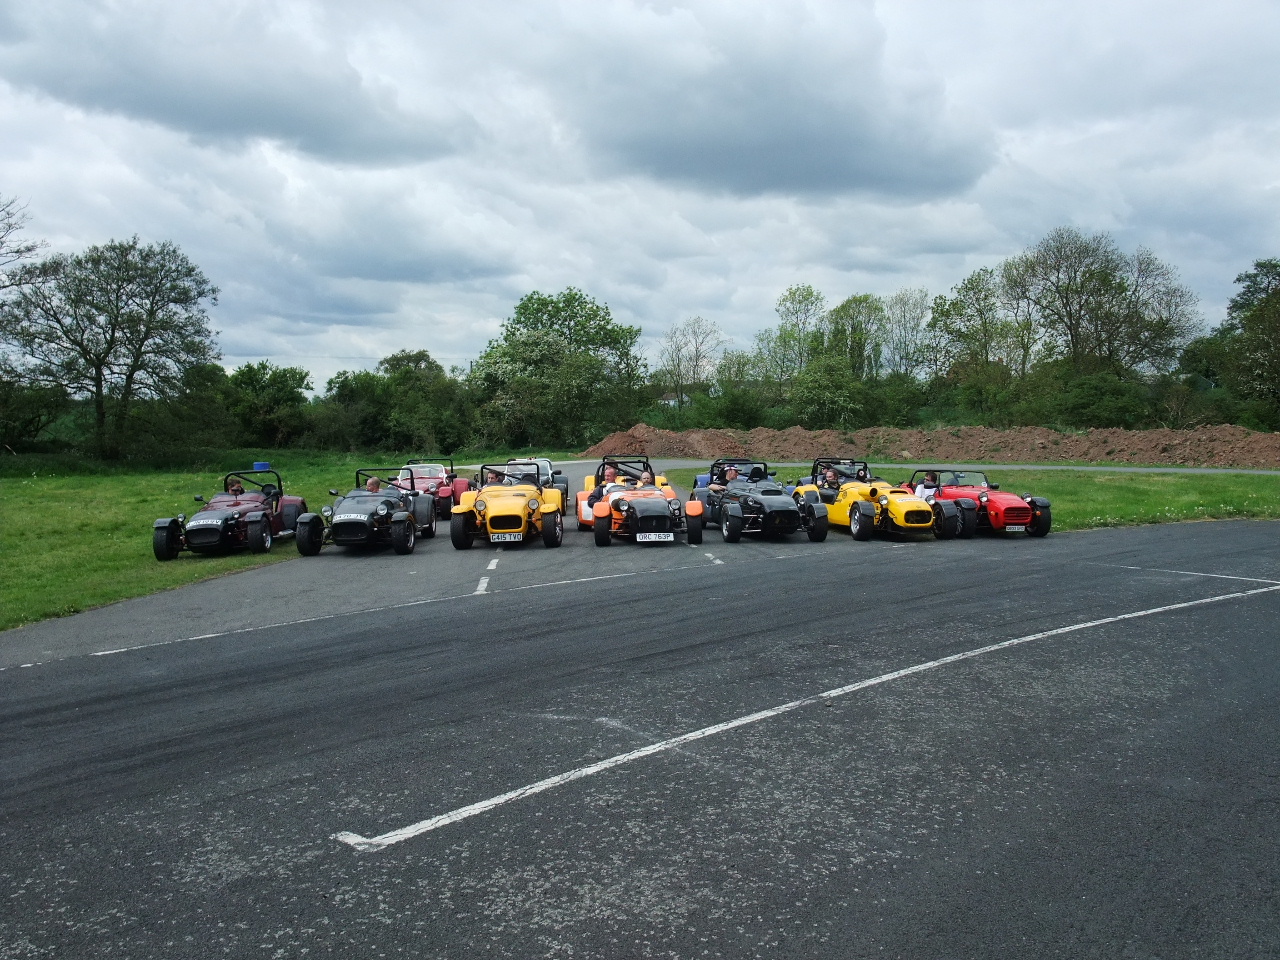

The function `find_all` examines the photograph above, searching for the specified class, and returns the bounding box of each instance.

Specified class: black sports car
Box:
[296,469,436,556]
[152,467,306,560]
[690,459,828,543]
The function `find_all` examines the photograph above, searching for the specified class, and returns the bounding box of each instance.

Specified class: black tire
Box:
[450,512,474,550]
[957,505,976,539]
[594,512,612,547]
[850,505,873,541]
[152,524,180,561]
[419,508,437,539]
[721,506,742,543]
[932,506,958,540]
[280,502,301,532]
[686,511,703,545]
[392,517,416,554]
[1027,505,1052,537]
[807,512,829,542]
[296,519,323,556]
[542,510,564,548]
[249,519,273,554]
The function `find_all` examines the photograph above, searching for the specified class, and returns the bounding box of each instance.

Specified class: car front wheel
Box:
[450,512,474,550]
[850,506,873,541]
[249,519,273,554]
[296,519,323,556]
[542,510,564,548]
[152,525,180,561]
[1027,505,1052,537]
[721,506,743,543]
[594,512,612,547]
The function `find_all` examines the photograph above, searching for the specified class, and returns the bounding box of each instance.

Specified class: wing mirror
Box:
[446,472,456,481]
[990,483,1000,490]
[408,489,419,496]
[329,489,339,496]
[194,494,206,503]
[768,470,776,477]
[552,469,563,476]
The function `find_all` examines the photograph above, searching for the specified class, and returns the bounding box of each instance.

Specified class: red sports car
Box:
[905,468,1051,537]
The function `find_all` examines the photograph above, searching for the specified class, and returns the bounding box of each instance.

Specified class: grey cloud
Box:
[0,3,471,164]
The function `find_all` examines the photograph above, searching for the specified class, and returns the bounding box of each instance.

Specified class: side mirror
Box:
[408,489,419,497]
[194,494,205,503]
[446,473,456,481]
[329,489,339,496]
[552,469,563,476]
[990,483,1000,490]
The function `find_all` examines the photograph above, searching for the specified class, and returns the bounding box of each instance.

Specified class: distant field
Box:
[3,459,1278,634]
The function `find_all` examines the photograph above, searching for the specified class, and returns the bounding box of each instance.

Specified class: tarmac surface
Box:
[3,463,1278,958]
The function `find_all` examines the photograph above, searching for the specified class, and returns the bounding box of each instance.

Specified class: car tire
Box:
[1027,505,1052,537]
[957,505,976,539]
[249,519,272,554]
[450,512,474,550]
[419,508,437,539]
[850,506,873,541]
[392,517,416,554]
[593,512,612,547]
[807,512,829,542]
[542,510,564,548]
[686,512,703,545]
[152,525,180,561]
[296,519,323,556]
[721,506,742,543]
[932,506,958,540]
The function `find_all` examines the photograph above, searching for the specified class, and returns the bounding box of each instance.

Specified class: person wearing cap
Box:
[708,463,742,493]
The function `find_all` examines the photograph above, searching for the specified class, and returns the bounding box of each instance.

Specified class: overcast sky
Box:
[2,0,1276,385]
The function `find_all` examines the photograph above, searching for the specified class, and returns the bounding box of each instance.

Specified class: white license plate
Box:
[186,519,220,527]
[1004,524,1025,532]
[335,514,367,522]
[636,532,674,542]
[489,532,523,542]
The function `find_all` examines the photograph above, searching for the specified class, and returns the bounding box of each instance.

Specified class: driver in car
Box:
[709,463,744,493]
[587,465,619,506]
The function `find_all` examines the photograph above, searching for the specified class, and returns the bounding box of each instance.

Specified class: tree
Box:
[820,293,885,380]
[656,316,726,407]
[774,284,827,379]
[0,237,219,457]
[1229,259,1280,408]
[1001,226,1198,374]
[0,195,44,287]
[226,361,313,447]
[881,287,931,378]
[470,288,645,447]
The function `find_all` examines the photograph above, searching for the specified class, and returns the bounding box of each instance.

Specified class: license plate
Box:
[1004,524,1025,532]
[335,514,367,522]
[490,532,523,542]
[186,519,220,527]
[636,532,674,542]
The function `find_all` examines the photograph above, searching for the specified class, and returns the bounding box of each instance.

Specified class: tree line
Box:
[2,193,1277,460]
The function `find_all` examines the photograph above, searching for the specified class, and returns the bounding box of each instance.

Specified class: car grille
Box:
[186,527,223,548]
[904,510,933,525]
[1003,505,1032,524]
[489,514,523,531]
[636,514,672,534]
[331,521,372,544]
[767,511,799,531]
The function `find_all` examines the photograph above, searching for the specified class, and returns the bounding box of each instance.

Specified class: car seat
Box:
[748,466,765,482]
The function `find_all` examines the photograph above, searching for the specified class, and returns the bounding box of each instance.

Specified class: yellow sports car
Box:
[791,457,961,541]
[450,463,565,549]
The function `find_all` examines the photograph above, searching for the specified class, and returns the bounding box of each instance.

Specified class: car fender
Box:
[153,517,181,531]
[392,510,412,523]
[853,501,877,520]
[954,497,978,510]
[801,489,821,506]
[539,501,561,516]
[1027,495,1051,508]
[244,510,267,523]
[808,502,828,520]
[684,498,704,518]
[721,501,743,520]
[455,489,479,511]
[592,500,611,519]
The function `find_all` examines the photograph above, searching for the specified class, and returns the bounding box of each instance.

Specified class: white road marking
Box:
[474,577,490,595]
[704,552,724,565]
[1098,563,1280,584]
[334,582,1280,852]
[487,559,499,570]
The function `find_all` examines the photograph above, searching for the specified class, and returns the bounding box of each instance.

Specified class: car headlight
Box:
[428,483,438,493]
[925,495,936,505]
[528,498,539,511]
[231,511,240,520]
[177,513,186,523]
[878,495,889,506]
[322,505,333,518]
[475,499,486,511]
[980,493,989,503]
[376,504,389,517]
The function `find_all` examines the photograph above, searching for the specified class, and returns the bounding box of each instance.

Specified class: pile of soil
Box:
[581,423,1280,469]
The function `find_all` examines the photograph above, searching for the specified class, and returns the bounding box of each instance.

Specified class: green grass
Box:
[661,468,1280,533]
[3,460,1278,634]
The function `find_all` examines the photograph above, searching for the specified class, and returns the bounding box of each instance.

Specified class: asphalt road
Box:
[3,479,1279,958]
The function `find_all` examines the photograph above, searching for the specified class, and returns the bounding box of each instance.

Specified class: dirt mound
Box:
[581,424,1280,469]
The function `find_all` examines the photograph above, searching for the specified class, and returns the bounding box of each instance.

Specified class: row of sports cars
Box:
[151,455,1051,560]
